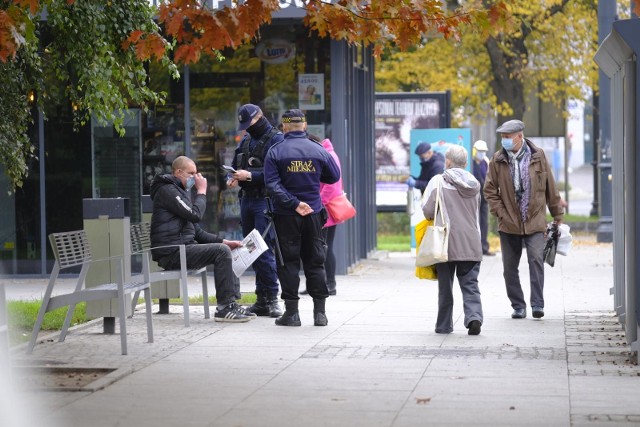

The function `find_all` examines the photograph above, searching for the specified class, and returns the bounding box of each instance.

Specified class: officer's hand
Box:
[406,177,416,187]
[232,170,252,182]
[194,173,207,194]
[295,202,314,216]
[222,239,243,250]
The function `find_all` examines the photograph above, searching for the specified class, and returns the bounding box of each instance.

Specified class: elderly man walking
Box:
[484,120,564,320]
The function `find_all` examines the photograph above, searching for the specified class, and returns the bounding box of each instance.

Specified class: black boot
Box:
[327,281,337,296]
[313,298,328,326]
[266,294,283,318]
[246,291,270,316]
[275,300,301,326]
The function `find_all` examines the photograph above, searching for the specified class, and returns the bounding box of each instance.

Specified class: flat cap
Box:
[473,140,488,151]
[414,142,431,155]
[237,104,262,131]
[496,119,525,134]
[281,109,306,123]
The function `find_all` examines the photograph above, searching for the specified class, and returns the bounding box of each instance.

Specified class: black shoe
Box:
[300,289,309,295]
[266,297,283,318]
[314,312,328,326]
[532,306,544,319]
[246,299,270,317]
[275,311,301,326]
[214,302,254,323]
[511,308,526,319]
[236,304,257,317]
[468,320,481,335]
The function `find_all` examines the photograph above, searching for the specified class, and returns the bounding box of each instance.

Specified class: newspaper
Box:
[231,229,269,277]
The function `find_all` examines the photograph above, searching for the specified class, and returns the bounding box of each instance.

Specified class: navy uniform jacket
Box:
[264,131,340,215]
[231,124,284,196]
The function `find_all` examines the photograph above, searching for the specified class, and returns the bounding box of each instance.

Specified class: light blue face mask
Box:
[185,176,195,192]
[501,138,514,151]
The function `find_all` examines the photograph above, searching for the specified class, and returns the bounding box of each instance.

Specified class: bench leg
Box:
[144,288,154,343]
[201,272,210,319]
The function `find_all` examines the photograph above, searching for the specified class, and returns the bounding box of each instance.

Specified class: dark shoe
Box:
[511,308,526,319]
[314,312,328,326]
[265,296,283,318]
[275,311,301,326]
[483,251,496,256]
[236,304,257,317]
[214,302,254,323]
[327,282,337,296]
[532,306,544,319]
[468,320,481,335]
[300,289,309,295]
[246,296,270,317]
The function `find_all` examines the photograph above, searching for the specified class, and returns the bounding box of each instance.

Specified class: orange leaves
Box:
[123,31,167,62]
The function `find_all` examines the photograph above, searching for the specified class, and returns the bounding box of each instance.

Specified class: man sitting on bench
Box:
[149,155,255,323]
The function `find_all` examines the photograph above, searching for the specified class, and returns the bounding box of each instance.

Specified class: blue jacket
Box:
[264,131,341,215]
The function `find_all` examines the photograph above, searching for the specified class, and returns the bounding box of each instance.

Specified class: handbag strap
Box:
[434,178,446,226]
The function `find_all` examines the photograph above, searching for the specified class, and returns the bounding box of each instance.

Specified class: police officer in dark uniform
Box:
[264,109,341,327]
[228,104,284,317]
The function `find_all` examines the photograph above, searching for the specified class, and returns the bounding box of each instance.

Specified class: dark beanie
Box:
[415,142,431,155]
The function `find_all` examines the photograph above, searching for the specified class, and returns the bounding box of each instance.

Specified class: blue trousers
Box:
[240,197,280,297]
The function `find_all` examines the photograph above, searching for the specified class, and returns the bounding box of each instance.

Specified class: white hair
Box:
[446,145,468,168]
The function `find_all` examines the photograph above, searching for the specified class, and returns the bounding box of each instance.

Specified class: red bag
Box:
[325,192,356,223]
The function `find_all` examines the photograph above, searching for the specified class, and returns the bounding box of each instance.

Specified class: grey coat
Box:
[422,169,483,262]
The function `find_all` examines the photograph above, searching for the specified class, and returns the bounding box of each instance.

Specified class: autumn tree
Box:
[0,0,511,191]
[376,0,626,126]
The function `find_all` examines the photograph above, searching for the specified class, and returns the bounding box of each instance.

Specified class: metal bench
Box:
[130,222,210,327]
[27,230,154,355]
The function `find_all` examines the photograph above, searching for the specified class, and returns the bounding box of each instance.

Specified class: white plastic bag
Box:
[556,223,572,256]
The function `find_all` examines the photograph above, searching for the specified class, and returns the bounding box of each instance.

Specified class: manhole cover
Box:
[12,367,116,391]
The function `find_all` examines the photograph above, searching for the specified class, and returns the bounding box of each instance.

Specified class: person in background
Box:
[150,156,255,323]
[422,145,483,335]
[484,119,564,320]
[228,104,284,318]
[314,134,344,296]
[264,109,340,327]
[407,142,445,193]
[471,139,495,256]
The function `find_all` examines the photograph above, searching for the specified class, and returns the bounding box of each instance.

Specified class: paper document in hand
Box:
[231,229,269,277]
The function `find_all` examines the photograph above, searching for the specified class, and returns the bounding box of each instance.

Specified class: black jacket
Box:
[149,174,222,261]
[414,152,445,192]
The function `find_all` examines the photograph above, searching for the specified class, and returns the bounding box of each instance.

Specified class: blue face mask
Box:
[185,176,195,192]
[501,138,514,151]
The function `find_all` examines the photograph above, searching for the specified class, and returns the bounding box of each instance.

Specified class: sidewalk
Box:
[4,235,640,427]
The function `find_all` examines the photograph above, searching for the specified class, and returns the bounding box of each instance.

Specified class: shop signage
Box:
[255,39,295,64]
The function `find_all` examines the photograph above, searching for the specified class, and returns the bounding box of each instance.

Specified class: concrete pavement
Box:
[3,234,640,427]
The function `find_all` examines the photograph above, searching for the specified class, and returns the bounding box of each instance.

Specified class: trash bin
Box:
[141,195,180,314]
[83,198,131,333]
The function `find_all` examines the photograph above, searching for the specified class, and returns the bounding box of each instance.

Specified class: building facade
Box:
[0,10,376,276]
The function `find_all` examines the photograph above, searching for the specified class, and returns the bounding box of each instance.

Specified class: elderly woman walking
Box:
[422,145,484,335]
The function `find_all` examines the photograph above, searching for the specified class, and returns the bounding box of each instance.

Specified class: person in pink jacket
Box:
[301,135,344,296]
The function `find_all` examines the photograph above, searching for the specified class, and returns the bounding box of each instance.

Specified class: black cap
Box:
[415,142,431,155]
[237,104,261,131]
[281,109,306,123]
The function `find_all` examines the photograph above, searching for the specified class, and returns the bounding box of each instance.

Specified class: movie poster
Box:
[375,92,450,210]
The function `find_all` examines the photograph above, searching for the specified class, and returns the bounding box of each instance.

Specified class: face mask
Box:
[185,175,195,192]
[246,116,269,138]
[475,152,485,161]
[501,138,514,151]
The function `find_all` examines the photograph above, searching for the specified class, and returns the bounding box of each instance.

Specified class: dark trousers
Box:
[434,261,483,333]
[240,197,280,297]
[479,197,490,254]
[499,231,545,310]
[324,225,337,286]
[159,243,238,306]
[274,212,328,301]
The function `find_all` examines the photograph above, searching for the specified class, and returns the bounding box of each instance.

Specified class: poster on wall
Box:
[375,92,450,211]
[298,74,325,110]
[407,128,471,249]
